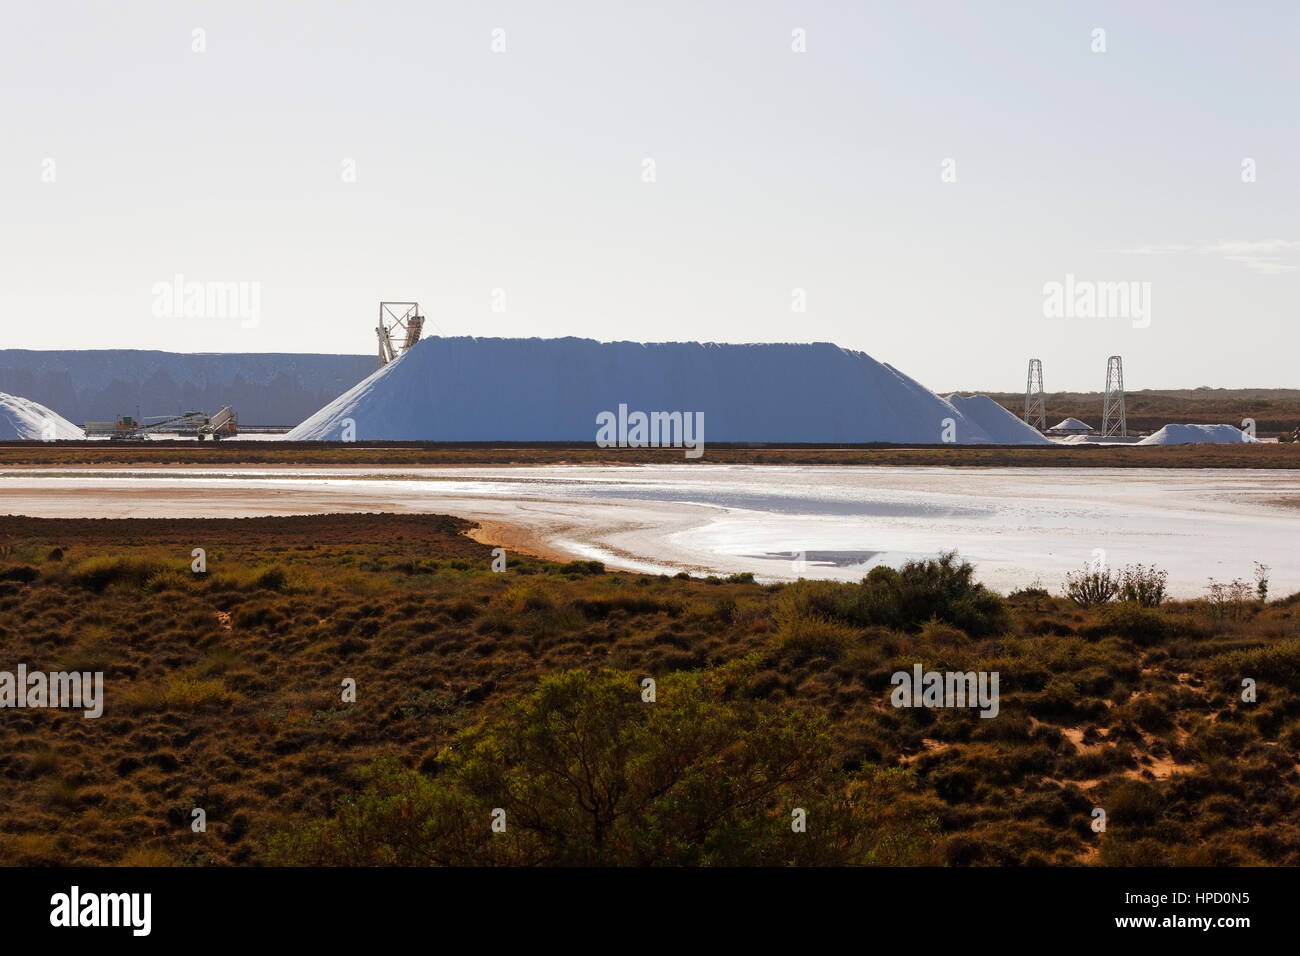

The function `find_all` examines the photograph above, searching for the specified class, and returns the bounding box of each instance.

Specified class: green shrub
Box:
[773,614,858,662]
[1254,562,1270,602]
[1028,677,1081,719]
[1130,694,1174,733]
[557,560,605,576]
[892,553,1008,636]
[271,663,939,866]
[772,553,1006,637]
[255,566,290,591]
[504,584,555,613]
[1088,603,1178,645]
[1118,565,1168,607]
[127,677,241,711]
[1064,566,1119,607]
[918,618,968,645]
[1210,638,1300,694]
[1185,720,1258,759]
[144,568,192,593]
[69,555,170,592]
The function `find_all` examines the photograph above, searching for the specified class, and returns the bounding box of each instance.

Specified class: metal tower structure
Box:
[1024,359,1045,431]
[376,302,425,369]
[1101,355,1127,438]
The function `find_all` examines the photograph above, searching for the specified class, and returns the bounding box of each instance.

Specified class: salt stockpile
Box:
[1048,417,1093,433]
[1138,424,1260,445]
[1055,434,1103,444]
[0,392,83,439]
[944,394,1051,445]
[0,349,372,425]
[289,336,1013,444]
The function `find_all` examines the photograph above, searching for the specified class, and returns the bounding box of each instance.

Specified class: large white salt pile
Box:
[290,336,1019,444]
[0,392,83,440]
[1138,424,1260,445]
[944,394,1051,445]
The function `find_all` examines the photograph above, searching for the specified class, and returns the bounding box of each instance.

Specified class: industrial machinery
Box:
[376,301,425,368]
[201,406,238,440]
[83,407,238,441]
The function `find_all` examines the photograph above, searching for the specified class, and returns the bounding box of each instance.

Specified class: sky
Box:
[1,0,1296,391]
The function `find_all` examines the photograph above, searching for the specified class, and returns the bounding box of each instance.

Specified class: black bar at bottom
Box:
[0,866,1273,943]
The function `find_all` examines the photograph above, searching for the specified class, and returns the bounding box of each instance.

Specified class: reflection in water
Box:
[3,464,1299,597]
[560,484,986,518]
[746,550,883,569]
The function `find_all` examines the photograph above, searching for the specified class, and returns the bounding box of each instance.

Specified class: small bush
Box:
[1125,693,1175,733]
[232,603,286,631]
[1027,677,1082,719]
[1089,603,1177,645]
[555,560,604,576]
[69,555,170,592]
[1118,565,1168,607]
[918,618,968,645]
[1254,562,1270,602]
[505,584,555,614]
[893,552,1009,636]
[773,615,858,662]
[255,566,290,592]
[144,568,192,593]
[1102,778,1164,825]
[1206,578,1254,620]
[1211,638,1300,694]
[773,553,1007,637]
[162,678,240,710]
[1064,566,1119,607]
[446,597,478,621]
[0,565,39,584]
[271,663,939,866]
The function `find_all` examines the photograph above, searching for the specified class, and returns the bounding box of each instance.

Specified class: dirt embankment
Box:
[1,441,1299,468]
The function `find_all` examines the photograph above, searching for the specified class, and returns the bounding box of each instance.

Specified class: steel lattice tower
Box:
[1102,355,1127,438]
[1024,359,1045,431]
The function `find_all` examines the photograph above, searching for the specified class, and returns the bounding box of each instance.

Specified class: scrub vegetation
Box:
[1,514,1298,866]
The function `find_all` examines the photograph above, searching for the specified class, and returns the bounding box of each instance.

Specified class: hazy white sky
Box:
[2,1,1296,390]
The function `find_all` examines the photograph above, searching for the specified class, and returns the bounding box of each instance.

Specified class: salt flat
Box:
[2,464,1296,597]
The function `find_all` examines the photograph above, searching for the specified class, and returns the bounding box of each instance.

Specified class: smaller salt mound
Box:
[944,394,1051,445]
[0,392,83,440]
[1138,424,1259,445]
[1049,417,1093,432]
